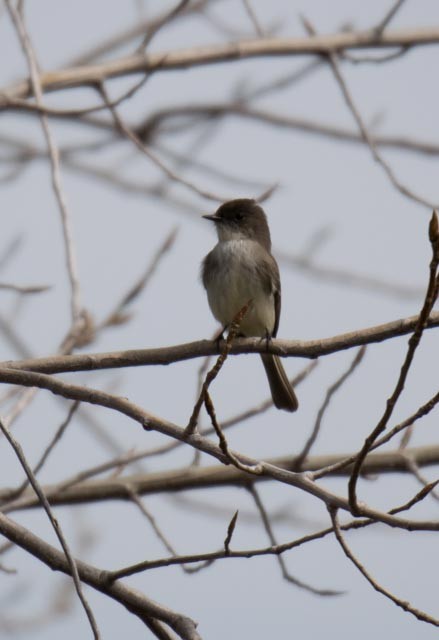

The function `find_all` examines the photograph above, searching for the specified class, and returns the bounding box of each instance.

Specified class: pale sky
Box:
[0,1,438,638]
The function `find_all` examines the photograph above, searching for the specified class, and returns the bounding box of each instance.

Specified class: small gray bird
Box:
[201,198,298,412]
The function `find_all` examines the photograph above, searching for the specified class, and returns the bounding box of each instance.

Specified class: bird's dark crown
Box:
[207,198,272,250]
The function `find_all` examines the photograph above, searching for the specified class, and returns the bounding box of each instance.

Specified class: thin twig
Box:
[295,347,366,469]
[223,510,239,554]
[0,367,438,532]
[329,507,439,627]
[99,227,178,330]
[248,485,341,596]
[348,212,439,512]
[242,0,264,37]
[301,17,438,210]
[341,46,409,64]
[0,511,201,639]
[136,101,439,162]
[0,74,149,119]
[390,477,439,513]
[127,486,213,575]
[186,301,251,434]
[312,386,439,479]
[137,0,191,52]
[0,416,100,639]
[7,363,316,496]
[0,236,23,271]
[66,0,210,66]
[400,454,439,503]
[221,361,318,429]
[98,81,226,202]
[108,508,404,583]
[374,0,407,37]
[278,247,422,300]
[5,0,83,323]
[204,391,264,474]
[0,282,50,294]
[0,402,79,506]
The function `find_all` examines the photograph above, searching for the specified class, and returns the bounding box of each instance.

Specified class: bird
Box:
[201,198,298,412]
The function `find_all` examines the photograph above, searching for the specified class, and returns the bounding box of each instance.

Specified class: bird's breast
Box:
[203,240,275,336]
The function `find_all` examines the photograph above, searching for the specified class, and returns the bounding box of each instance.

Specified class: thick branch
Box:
[0,512,201,639]
[3,27,439,100]
[3,444,438,511]
[2,311,439,375]
[0,367,436,531]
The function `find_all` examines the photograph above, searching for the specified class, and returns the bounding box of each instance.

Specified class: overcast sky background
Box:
[0,1,439,638]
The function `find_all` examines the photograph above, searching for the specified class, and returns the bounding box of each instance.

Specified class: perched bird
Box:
[201,198,298,412]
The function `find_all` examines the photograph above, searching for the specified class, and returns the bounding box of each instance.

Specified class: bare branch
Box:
[5,0,83,323]
[242,0,264,37]
[137,0,191,52]
[4,27,439,100]
[0,282,50,294]
[67,0,210,66]
[3,310,439,374]
[0,369,436,532]
[374,0,408,37]
[99,227,178,330]
[295,347,366,468]
[348,212,439,512]
[204,390,264,475]
[98,81,227,202]
[223,510,239,554]
[313,386,439,480]
[3,442,439,512]
[0,416,100,639]
[221,361,318,429]
[186,301,251,434]
[248,485,341,596]
[302,18,437,209]
[0,512,201,639]
[329,507,439,627]
[1,401,79,506]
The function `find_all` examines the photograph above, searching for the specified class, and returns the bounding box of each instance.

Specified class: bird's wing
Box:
[254,248,281,338]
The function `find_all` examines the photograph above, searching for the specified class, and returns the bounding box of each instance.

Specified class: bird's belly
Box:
[206,250,275,337]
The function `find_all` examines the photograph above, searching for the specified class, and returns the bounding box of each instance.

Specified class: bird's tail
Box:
[260,354,298,412]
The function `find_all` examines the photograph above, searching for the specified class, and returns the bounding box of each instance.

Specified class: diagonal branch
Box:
[295,347,366,468]
[329,507,439,627]
[348,212,439,512]
[248,485,341,596]
[0,511,201,640]
[302,18,438,209]
[0,416,100,639]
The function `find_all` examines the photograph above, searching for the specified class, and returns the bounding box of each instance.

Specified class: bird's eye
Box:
[235,212,244,221]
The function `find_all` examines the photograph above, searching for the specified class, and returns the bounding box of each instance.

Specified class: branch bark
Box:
[3,444,438,511]
[2,310,438,374]
[3,27,439,100]
[0,512,201,640]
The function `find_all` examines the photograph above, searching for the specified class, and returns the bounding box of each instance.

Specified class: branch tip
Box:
[429,210,439,255]
[224,510,239,553]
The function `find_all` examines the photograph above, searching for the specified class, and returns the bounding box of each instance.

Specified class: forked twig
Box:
[348,212,439,513]
[186,301,251,434]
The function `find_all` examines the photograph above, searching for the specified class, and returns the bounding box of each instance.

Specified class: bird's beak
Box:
[202,214,220,222]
